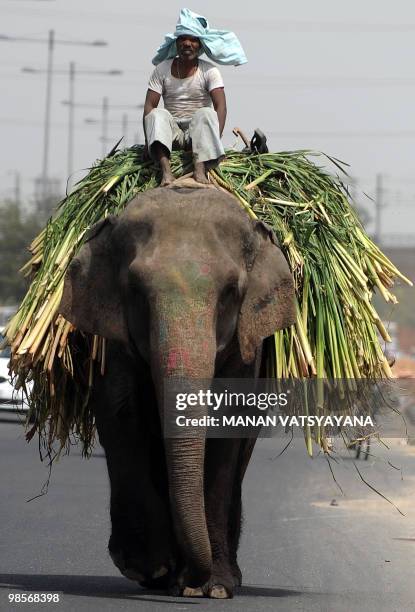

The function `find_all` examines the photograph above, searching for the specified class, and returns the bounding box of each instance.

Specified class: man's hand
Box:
[210,87,227,137]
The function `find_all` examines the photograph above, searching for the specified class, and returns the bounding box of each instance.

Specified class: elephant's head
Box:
[59,186,295,586]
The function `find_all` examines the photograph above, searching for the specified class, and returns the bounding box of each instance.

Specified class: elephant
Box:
[59,185,296,598]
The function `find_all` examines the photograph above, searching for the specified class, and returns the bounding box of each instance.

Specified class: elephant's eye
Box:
[113,221,152,253]
[127,267,148,293]
[131,221,152,243]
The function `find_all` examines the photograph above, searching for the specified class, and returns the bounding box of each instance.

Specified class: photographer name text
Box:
[175,414,374,428]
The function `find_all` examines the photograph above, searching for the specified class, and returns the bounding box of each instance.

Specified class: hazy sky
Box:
[1,0,415,239]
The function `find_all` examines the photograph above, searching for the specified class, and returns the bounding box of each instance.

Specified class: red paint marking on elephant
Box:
[166,348,192,375]
[166,350,178,374]
[200,264,211,276]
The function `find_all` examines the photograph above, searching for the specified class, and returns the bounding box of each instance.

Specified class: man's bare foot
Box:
[154,144,175,186]
[193,161,209,184]
[161,170,175,186]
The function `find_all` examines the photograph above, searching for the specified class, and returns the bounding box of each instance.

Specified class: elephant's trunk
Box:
[163,436,211,586]
[150,295,216,587]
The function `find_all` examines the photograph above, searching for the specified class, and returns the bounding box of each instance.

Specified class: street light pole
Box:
[68,61,75,180]
[42,29,54,201]
[14,172,21,206]
[4,31,108,202]
[122,113,128,146]
[26,67,122,190]
[84,103,143,152]
[102,97,109,158]
[85,114,138,148]
[375,173,383,244]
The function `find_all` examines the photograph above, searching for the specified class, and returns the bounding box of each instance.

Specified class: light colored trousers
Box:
[144,107,225,164]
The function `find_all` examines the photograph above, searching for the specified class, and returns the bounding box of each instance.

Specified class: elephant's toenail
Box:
[152,566,168,578]
[209,585,229,599]
[182,586,204,597]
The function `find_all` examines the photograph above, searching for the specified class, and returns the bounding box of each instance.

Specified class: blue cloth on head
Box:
[152,8,247,67]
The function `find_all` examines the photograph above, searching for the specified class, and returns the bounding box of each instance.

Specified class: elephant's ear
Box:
[59,216,128,342]
[238,221,296,364]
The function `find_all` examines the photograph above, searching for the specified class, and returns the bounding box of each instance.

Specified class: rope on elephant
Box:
[3,145,412,458]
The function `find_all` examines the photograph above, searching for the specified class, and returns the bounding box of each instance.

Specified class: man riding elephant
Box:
[143,8,247,186]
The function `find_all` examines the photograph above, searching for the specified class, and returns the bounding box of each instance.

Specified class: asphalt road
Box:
[1,420,415,612]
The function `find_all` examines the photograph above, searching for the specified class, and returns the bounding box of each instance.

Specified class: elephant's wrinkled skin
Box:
[59,187,295,598]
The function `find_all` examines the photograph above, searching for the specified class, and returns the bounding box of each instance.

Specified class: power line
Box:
[227,77,415,88]
[0,117,141,127]
[0,33,106,46]
[232,19,415,33]
[3,7,415,31]
[62,101,143,109]
[4,66,415,89]
[3,62,414,85]
[267,130,415,139]
[2,120,415,141]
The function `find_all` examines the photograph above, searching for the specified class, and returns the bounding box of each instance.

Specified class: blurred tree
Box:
[0,200,42,305]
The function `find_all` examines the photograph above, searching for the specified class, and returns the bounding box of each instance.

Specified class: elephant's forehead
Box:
[117,191,256,269]
[121,189,251,227]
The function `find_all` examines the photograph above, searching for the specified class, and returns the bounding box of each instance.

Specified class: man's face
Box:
[176,35,201,61]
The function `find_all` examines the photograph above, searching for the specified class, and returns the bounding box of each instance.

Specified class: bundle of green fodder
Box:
[4,146,412,457]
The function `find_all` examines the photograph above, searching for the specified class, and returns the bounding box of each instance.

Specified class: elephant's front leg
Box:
[202,437,246,599]
[102,429,173,585]
[93,345,175,585]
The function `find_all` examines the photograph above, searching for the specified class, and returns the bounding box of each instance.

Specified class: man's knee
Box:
[145,108,175,154]
[146,108,172,123]
[192,107,217,123]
